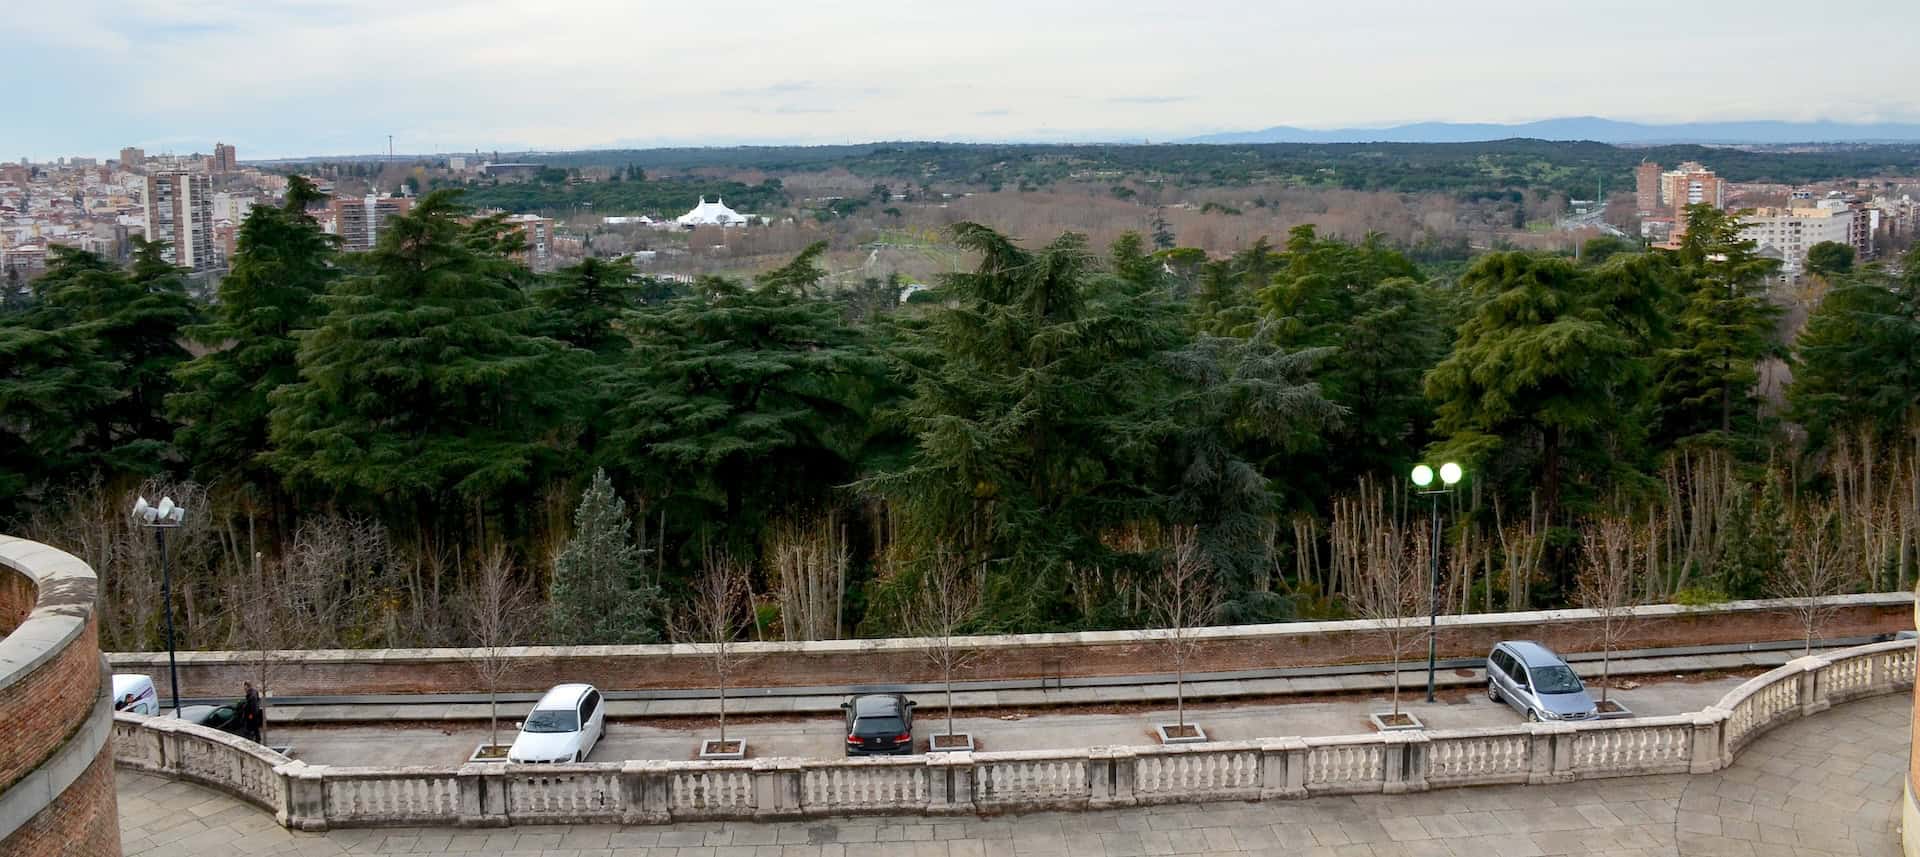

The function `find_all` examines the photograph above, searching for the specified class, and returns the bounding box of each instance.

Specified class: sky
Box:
[6,0,1920,161]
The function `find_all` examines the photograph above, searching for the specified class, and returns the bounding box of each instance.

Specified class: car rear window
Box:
[854,716,905,736]
[524,709,580,733]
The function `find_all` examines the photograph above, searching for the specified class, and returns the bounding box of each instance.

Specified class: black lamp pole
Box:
[1424,490,1441,703]
[156,525,181,717]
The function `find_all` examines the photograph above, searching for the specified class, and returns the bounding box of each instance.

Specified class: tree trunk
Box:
[489,687,498,750]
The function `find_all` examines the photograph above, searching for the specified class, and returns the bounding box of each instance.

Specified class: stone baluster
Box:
[927,751,976,813]
[621,760,671,824]
[1793,655,1831,717]
[276,761,328,831]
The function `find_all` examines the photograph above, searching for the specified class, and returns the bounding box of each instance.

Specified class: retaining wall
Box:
[109,637,1917,830]
[106,593,1911,700]
[0,535,120,857]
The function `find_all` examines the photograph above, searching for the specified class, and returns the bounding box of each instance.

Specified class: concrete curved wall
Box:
[0,535,120,857]
[1906,596,1920,857]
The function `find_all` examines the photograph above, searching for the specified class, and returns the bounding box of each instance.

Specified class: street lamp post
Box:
[132,496,186,716]
[1410,462,1462,704]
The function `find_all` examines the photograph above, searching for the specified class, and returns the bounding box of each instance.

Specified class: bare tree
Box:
[1146,527,1220,735]
[1351,522,1425,718]
[1771,504,1853,655]
[1575,515,1642,706]
[462,546,536,755]
[906,549,982,744]
[674,551,754,751]
[765,514,850,641]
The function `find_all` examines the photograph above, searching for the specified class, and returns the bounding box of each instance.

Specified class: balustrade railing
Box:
[111,638,1916,830]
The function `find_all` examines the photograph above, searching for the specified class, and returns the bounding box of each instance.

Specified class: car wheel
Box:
[1488,682,1500,703]
[1526,709,1539,722]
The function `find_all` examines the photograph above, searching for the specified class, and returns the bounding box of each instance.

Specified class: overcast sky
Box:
[7,0,1920,160]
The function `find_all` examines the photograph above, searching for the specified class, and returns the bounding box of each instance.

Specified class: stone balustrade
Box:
[111,638,1918,830]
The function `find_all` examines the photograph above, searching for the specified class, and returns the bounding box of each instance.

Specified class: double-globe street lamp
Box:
[1410,462,1462,703]
[132,496,186,716]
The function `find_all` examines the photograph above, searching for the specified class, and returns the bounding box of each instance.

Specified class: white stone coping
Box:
[0,658,114,841]
[0,535,100,693]
[105,592,1914,667]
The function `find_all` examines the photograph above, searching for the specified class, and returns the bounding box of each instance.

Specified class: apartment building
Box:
[143,171,216,270]
[1738,202,1856,279]
[331,193,413,252]
[502,213,555,272]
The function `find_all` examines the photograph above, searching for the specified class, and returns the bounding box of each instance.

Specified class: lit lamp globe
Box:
[1411,464,1434,488]
[1439,462,1463,486]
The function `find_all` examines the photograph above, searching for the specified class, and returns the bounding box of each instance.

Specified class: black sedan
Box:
[842,693,915,756]
[177,702,247,737]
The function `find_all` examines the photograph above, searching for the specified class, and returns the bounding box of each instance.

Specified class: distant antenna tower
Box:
[387,135,394,161]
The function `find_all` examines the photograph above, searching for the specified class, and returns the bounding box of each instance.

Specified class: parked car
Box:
[1486,641,1598,721]
[176,702,247,735]
[842,693,915,756]
[111,674,159,715]
[508,684,606,763]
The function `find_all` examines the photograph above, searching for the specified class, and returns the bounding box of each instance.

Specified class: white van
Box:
[112,674,159,715]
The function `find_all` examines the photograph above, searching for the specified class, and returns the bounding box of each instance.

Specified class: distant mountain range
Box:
[1182,117,1920,145]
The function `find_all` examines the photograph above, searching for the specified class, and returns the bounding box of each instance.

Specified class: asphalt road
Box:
[272,671,1748,766]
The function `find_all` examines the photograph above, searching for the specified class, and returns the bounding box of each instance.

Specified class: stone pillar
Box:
[1383,733,1428,794]
[456,763,508,827]
[1793,655,1831,717]
[752,759,801,818]
[1086,748,1114,807]
[1107,748,1136,807]
[1264,738,1308,798]
[928,751,976,813]
[621,760,671,824]
[277,761,329,831]
[1689,709,1728,774]
[1527,723,1576,784]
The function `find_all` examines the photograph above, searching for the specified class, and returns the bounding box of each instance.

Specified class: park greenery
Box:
[3,180,1917,654]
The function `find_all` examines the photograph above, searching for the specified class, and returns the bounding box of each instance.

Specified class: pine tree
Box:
[549,469,662,643]
[267,191,578,532]
[1651,205,1781,453]
[170,176,338,486]
[533,255,641,355]
[1790,249,1920,448]
[0,317,120,514]
[29,242,196,476]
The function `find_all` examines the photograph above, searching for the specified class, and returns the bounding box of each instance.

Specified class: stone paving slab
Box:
[121,693,1910,856]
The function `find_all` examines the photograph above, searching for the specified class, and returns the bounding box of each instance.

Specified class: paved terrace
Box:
[117,692,1909,857]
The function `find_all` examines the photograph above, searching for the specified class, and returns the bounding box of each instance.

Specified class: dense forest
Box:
[3,179,1917,654]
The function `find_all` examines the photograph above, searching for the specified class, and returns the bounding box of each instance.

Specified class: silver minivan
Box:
[1486,641,1598,721]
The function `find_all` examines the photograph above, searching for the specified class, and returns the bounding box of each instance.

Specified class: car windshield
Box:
[854,716,905,736]
[522,709,579,733]
[1530,665,1584,694]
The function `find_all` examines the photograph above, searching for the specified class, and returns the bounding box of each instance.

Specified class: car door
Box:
[583,690,603,753]
[1509,660,1538,713]
[577,692,599,757]
[1495,651,1527,714]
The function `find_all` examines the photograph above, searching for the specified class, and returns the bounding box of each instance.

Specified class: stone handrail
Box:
[111,638,1918,830]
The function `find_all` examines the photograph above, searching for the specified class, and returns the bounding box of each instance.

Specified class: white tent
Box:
[675,196,750,227]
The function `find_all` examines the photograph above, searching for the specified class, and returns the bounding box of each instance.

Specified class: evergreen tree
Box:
[1651,205,1781,453]
[267,191,578,533]
[1790,249,1920,447]
[548,468,662,643]
[755,240,829,297]
[533,255,640,355]
[1426,252,1652,524]
[29,242,196,476]
[874,224,1184,628]
[0,317,120,514]
[170,176,337,486]
[606,267,880,557]
[1805,241,1854,278]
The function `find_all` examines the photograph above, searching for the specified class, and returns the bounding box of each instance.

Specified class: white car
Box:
[112,674,159,715]
[508,684,606,763]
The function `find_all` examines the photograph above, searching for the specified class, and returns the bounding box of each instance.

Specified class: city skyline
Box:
[8,0,1920,160]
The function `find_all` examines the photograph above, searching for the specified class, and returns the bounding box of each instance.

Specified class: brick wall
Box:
[0,750,121,857]
[115,597,1910,700]
[0,570,33,635]
[0,615,102,793]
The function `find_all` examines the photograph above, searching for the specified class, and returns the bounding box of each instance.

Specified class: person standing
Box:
[241,681,264,743]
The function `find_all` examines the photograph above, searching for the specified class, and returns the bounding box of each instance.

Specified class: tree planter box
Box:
[699,739,748,760]
[1155,723,1207,744]
[468,744,511,763]
[929,732,974,752]
[1369,712,1424,731]
[1595,699,1634,719]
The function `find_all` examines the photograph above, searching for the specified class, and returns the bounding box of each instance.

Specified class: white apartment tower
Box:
[143,171,215,271]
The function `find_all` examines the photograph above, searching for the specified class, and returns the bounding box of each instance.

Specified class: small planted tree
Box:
[675,551,754,758]
[1575,514,1642,713]
[1352,522,1425,729]
[549,469,661,644]
[1147,526,1220,743]
[463,546,535,760]
[1771,503,1853,655]
[907,549,981,750]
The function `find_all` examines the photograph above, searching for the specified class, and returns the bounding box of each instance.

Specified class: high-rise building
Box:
[502,213,556,272]
[143,171,215,271]
[1634,162,1662,215]
[118,147,145,170]
[1660,162,1724,213]
[331,193,413,251]
[1737,203,1858,280]
[210,143,237,174]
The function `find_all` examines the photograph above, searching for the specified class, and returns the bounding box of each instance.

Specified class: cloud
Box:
[1107,96,1197,105]
[975,109,1012,117]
